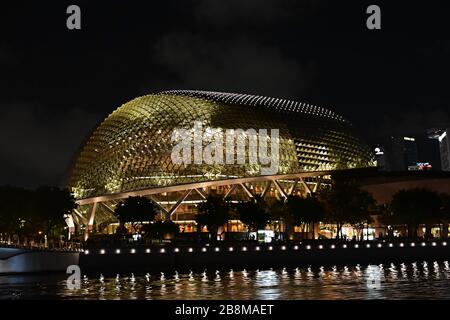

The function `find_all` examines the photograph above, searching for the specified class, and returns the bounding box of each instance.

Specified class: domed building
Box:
[68,90,375,238]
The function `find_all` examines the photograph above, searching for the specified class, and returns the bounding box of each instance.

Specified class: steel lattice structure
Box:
[68,91,375,237]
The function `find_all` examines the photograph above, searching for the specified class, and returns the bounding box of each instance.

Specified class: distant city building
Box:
[415,135,441,171]
[374,145,386,170]
[429,128,450,171]
[407,162,433,171]
[390,136,418,171]
[375,135,441,171]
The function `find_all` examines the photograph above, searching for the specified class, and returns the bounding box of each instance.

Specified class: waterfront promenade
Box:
[80,239,450,273]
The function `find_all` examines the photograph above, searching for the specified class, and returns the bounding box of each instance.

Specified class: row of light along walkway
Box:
[83,241,448,255]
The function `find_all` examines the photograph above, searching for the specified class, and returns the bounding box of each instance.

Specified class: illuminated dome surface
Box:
[70,90,375,199]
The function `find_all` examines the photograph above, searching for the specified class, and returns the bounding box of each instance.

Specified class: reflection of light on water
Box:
[422,262,429,279]
[444,261,450,279]
[254,269,281,300]
[400,263,408,279]
[389,263,398,280]
[129,273,137,300]
[82,275,90,296]
[354,264,362,278]
[365,265,384,299]
[412,263,419,280]
[433,261,441,279]
[319,266,325,279]
[98,273,106,300]
[115,275,121,296]
[281,268,288,280]
[17,260,450,300]
[307,267,314,280]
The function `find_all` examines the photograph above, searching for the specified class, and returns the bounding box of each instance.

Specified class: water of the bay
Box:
[1,260,449,300]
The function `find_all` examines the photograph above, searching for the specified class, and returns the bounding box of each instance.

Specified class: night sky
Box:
[1,0,450,188]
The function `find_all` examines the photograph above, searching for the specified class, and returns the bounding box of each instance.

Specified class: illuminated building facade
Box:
[68,90,375,238]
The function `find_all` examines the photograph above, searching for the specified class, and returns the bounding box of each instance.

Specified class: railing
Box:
[0,244,83,253]
[82,240,449,256]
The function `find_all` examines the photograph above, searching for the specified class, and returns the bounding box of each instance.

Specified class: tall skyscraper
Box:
[388,136,418,171]
[429,128,450,171]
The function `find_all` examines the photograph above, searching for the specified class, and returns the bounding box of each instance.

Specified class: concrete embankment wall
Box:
[79,243,450,274]
[0,248,79,274]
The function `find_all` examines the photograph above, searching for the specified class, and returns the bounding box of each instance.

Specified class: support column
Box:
[194,188,208,199]
[299,177,312,196]
[224,185,237,199]
[167,189,193,221]
[84,202,98,241]
[273,180,288,200]
[148,195,170,221]
[261,181,272,199]
[313,176,323,193]
[288,179,298,196]
[240,183,255,200]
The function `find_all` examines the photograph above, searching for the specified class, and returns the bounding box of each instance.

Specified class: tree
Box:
[114,196,158,234]
[0,186,77,245]
[320,180,376,240]
[32,187,78,239]
[390,188,442,239]
[267,198,291,240]
[0,186,33,243]
[235,199,270,240]
[346,189,375,240]
[287,195,326,240]
[196,195,231,241]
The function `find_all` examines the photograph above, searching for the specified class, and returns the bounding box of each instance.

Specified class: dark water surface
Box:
[1,260,450,300]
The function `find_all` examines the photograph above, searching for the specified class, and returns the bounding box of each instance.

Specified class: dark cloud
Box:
[367,108,450,142]
[0,101,102,187]
[147,33,316,99]
[194,0,320,26]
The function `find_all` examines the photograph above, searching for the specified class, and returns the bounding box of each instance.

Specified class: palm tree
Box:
[196,195,231,241]
[114,196,158,234]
